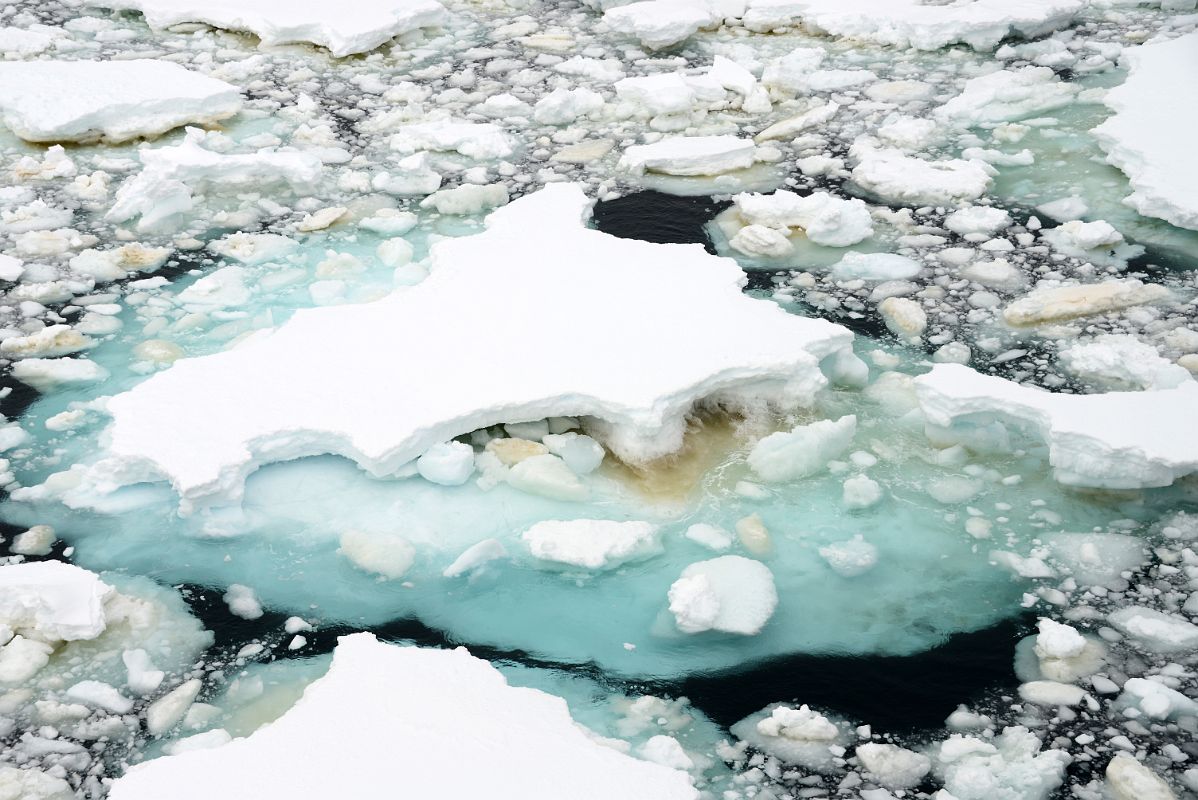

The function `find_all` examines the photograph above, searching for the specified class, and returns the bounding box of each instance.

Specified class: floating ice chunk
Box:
[524,520,661,570]
[208,233,297,265]
[1,325,93,359]
[80,0,448,57]
[1035,619,1086,660]
[66,680,133,713]
[818,535,877,577]
[338,530,416,580]
[857,743,932,790]
[1119,677,1198,721]
[543,432,605,474]
[831,253,921,282]
[743,0,1083,50]
[223,584,264,620]
[420,183,509,215]
[1018,680,1086,706]
[747,415,856,482]
[851,145,994,206]
[534,87,605,125]
[70,244,171,282]
[755,101,839,141]
[146,678,202,735]
[639,735,694,770]
[916,363,1198,489]
[615,74,697,116]
[107,128,322,232]
[416,441,475,486]
[667,556,777,635]
[443,539,508,578]
[1036,196,1088,222]
[945,206,1011,236]
[0,60,241,143]
[176,266,251,310]
[1003,279,1170,327]
[0,765,73,800]
[10,525,55,557]
[10,358,109,392]
[731,703,847,771]
[937,67,1076,127]
[162,729,233,756]
[372,152,443,196]
[1105,753,1177,800]
[1108,606,1198,653]
[1093,32,1198,230]
[108,634,698,800]
[123,649,165,695]
[619,136,756,176]
[684,523,732,550]
[730,224,792,257]
[733,190,873,247]
[934,726,1070,800]
[604,1,714,49]
[389,120,516,160]
[508,454,588,501]
[842,474,883,509]
[879,297,927,343]
[0,25,63,57]
[47,184,852,512]
[1061,335,1191,391]
[0,561,112,642]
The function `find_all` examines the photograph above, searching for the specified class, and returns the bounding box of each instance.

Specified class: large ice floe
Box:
[1093,32,1198,230]
[34,183,854,512]
[0,60,242,144]
[80,0,448,57]
[108,633,697,799]
[916,363,1198,489]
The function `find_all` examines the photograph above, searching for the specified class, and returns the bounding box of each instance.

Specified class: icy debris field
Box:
[2,0,1198,799]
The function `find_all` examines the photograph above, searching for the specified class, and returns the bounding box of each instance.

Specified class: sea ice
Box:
[108,634,698,800]
[523,520,662,570]
[81,0,449,57]
[25,183,854,512]
[0,60,242,143]
[916,364,1198,489]
[619,136,757,176]
[667,555,777,635]
[747,415,856,482]
[1093,32,1198,230]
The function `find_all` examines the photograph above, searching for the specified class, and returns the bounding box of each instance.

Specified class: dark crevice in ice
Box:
[591,190,731,255]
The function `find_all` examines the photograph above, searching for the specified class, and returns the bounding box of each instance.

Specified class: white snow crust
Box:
[0,60,242,144]
[80,0,448,57]
[108,633,697,800]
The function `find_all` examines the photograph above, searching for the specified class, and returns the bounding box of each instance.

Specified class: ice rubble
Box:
[1093,32,1198,230]
[109,633,697,800]
[106,127,323,232]
[915,363,1198,489]
[80,0,448,57]
[31,183,855,511]
[0,60,242,144]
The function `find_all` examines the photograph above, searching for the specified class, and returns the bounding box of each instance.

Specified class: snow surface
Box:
[108,633,697,800]
[80,0,448,57]
[0,60,241,144]
[916,363,1198,489]
[29,183,854,512]
[1093,32,1198,230]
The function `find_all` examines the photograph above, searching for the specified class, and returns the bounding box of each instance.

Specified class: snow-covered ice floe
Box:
[28,183,855,512]
[1093,32,1198,230]
[108,633,697,800]
[742,0,1085,51]
[0,60,241,144]
[915,363,1198,489]
[81,0,448,57]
